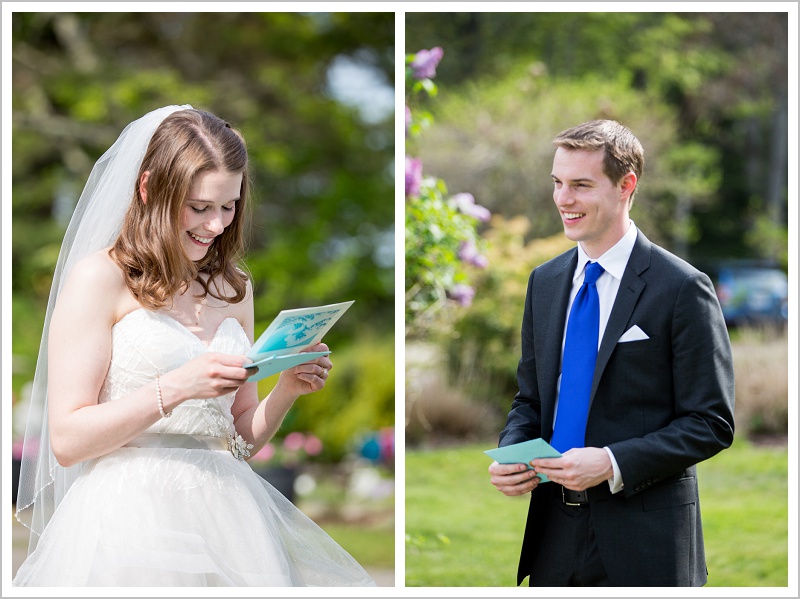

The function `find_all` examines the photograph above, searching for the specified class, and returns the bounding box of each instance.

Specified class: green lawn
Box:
[320,522,395,569]
[404,437,789,587]
[295,464,395,570]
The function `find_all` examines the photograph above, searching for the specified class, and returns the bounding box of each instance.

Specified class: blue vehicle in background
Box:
[705,260,788,329]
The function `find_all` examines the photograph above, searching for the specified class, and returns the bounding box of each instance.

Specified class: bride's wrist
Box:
[267,379,299,406]
[154,374,184,415]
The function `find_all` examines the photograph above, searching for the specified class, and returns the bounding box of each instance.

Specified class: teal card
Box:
[244,300,352,382]
[483,438,562,483]
[245,350,331,383]
[247,301,353,360]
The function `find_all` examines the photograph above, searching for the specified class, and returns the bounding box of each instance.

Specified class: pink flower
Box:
[12,439,25,460]
[283,431,306,452]
[405,156,423,197]
[252,442,275,462]
[304,434,323,456]
[251,431,323,465]
[411,47,444,80]
[380,428,394,462]
[12,437,39,460]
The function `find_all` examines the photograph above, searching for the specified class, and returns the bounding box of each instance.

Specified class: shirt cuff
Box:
[604,446,625,494]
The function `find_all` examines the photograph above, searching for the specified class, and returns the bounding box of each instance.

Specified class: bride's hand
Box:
[161,352,251,405]
[277,343,333,396]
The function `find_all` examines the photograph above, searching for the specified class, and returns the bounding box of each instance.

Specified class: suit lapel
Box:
[539,250,577,429]
[591,231,651,400]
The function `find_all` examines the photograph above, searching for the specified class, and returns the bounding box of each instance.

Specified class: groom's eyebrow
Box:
[551,175,596,184]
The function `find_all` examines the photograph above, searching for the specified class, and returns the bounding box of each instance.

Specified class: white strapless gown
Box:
[13,309,376,587]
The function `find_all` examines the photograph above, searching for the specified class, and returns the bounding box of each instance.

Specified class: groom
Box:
[488,120,735,586]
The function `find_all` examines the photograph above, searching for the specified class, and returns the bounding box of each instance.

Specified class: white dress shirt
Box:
[554,220,638,493]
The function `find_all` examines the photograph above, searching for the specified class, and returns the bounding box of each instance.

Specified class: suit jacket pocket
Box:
[641,475,697,511]
[614,335,662,354]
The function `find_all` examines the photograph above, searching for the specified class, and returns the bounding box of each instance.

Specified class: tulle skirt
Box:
[12,446,376,587]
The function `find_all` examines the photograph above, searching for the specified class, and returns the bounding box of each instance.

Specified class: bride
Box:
[13,105,376,587]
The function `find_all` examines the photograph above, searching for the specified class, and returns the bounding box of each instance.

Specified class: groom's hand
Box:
[489,461,540,496]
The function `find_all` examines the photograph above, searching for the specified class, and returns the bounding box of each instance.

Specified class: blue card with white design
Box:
[245,300,353,382]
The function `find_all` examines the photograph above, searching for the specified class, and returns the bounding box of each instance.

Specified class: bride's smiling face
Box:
[181,170,243,261]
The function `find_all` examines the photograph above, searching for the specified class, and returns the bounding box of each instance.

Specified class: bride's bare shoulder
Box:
[67,248,125,288]
[58,249,134,317]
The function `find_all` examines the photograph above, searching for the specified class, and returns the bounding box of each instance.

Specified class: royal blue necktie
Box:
[551,261,605,453]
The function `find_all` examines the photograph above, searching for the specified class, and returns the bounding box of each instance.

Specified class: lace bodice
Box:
[100,309,251,438]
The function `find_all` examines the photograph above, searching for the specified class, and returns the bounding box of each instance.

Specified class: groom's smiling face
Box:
[551,148,635,259]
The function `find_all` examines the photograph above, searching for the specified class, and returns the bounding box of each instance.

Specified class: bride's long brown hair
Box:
[111,109,250,310]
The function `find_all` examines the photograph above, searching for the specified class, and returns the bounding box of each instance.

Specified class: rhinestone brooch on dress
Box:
[228,433,254,460]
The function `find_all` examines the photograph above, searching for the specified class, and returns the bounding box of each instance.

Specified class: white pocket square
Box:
[618,325,649,343]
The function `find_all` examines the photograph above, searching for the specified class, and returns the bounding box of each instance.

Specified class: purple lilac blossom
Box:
[405,106,412,136]
[449,283,476,307]
[458,240,489,268]
[452,192,491,222]
[405,156,423,197]
[411,47,444,80]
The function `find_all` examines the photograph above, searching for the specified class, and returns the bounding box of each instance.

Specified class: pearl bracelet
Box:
[156,376,172,418]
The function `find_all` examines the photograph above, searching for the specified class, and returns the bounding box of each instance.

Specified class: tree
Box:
[405,11,789,266]
[11,11,396,458]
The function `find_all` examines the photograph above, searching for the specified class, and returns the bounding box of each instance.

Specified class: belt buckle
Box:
[561,485,584,506]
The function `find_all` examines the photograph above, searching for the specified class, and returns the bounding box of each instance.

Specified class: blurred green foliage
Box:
[405,48,491,339]
[257,334,394,462]
[406,11,788,266]
[412,72,707,249]
[405,176,489,338]
[444,217,574,409]
[405,12,789,424]
[11,11,395,458]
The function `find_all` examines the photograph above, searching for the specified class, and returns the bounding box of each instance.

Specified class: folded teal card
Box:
[245,301,353,383]
[483,438,562,483]
[245,350,331,383]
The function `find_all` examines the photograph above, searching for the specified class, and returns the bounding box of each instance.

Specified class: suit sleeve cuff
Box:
[604,446,625,494]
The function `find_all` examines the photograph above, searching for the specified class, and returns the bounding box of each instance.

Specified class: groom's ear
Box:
[138,171,150,204]
[619,171,637,204]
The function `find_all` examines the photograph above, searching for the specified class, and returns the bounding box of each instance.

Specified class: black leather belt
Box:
[561,485,590,507]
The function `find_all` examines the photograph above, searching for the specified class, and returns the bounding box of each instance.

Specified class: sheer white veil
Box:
[14,104,193,553]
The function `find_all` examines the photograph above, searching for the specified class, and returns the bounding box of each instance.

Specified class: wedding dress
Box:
[12,308,376,587]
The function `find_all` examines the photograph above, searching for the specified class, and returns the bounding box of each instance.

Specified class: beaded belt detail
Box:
[124,432,253,460]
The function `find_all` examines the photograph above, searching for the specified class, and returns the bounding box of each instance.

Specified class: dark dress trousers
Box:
[499,230,735,586]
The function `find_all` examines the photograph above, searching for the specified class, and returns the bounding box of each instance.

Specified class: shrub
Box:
[405,46,492,339]
[443,215,573,409]
[730,326,788,439]
[258,334,394,462]
[405,341,499,446]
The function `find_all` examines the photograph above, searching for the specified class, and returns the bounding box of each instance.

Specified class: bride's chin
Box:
[183,243,210,260]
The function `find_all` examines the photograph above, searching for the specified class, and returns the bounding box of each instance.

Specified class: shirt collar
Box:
[575,220,638,283]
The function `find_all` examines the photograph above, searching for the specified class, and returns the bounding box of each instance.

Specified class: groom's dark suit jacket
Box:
[499,229,735,586]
